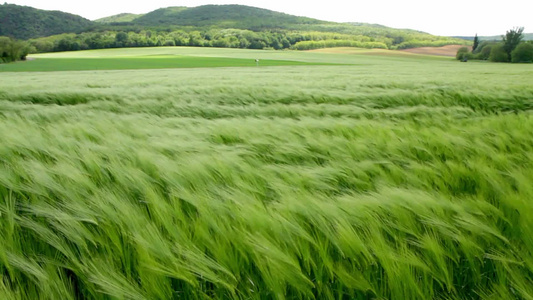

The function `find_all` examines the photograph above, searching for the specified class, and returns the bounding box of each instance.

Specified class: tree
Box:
[511,43,533,63]
[30,39,54,53]
[0,36,10,63]
[472,34,479,52]
[479,45,492,60]
[489,44,509,62]
[456,47,470,61]
[0,36,30,63]
[473,41,491,54]
[56,38,74,52]
[115,32,129,47]
[502,27,524,61]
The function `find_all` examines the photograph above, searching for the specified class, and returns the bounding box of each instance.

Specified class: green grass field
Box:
[0,47,532,299]
[0,48,337,72]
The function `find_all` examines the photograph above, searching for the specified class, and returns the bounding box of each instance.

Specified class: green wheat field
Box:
[1,47,532,299]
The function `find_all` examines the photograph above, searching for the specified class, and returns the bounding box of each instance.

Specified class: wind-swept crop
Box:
[1,49,532,299]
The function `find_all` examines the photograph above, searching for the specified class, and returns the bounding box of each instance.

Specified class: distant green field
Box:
[1,46,450,72]
[0,53,330,72]
[1,47,533,300]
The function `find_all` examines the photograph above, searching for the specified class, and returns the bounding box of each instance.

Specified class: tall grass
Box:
[1,50,533,299]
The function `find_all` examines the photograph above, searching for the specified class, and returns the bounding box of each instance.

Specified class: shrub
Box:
[456,47,470,61]
[478,45,492,60]
[489,44,509,62]
[511,43,533,63]
[0,36,30,63]
[473,41,491,54]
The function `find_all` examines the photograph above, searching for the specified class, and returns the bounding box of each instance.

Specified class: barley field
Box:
[0,47,532,299]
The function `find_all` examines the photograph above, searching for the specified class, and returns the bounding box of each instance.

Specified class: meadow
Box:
[0,48,333,72]
[0,47,532,299]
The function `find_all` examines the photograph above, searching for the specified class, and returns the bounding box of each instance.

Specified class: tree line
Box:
[28,29,293,52]
[456,27,533,63]
[24,28,466,54]
[1,27,469,64]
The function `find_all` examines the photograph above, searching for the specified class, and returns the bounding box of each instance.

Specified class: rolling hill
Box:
[131,5,327,29]
[1,3,468,53]
[0,3,93,39]
[95,13,144,23]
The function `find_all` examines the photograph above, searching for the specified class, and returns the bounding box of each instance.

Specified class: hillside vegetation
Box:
[456,27,533,63]
[95,13,144,23]
[1,4,467,53]
[133,5,325,29]
[0,3,93,40]
[0,48,533,299]
[100,5,468,50]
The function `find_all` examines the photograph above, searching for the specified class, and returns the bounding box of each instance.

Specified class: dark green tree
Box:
[0,36,30,63]
[502,27,524,60]
[511,43,533,63]
[56,38,74,51]
[473,41,491,54]
[0,36,10,62]
[479,45,492,60]
[489,43,509,62]
[115,32,129,47]
[456,46,470,61]
[472,34,479,52]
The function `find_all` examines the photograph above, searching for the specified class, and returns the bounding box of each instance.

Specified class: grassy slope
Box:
[94,13,144,23]
[0,49,532,299]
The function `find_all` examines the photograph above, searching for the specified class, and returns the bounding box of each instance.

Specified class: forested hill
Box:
[131,5,327,29]
[90,5,467,50]
[0,3,93,39]
[2,3,468,53]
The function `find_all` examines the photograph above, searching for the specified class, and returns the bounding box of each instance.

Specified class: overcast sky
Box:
[5,0,532,36]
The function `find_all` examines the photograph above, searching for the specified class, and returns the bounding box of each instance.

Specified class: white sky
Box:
[5,0,532,36]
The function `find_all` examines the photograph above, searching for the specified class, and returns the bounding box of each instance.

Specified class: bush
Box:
[511,43,533,63]
[0,36,30,63]
[489,44,509,62]
[456,47,470,61]
[478,45,492,60]
[473,41,490,54]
